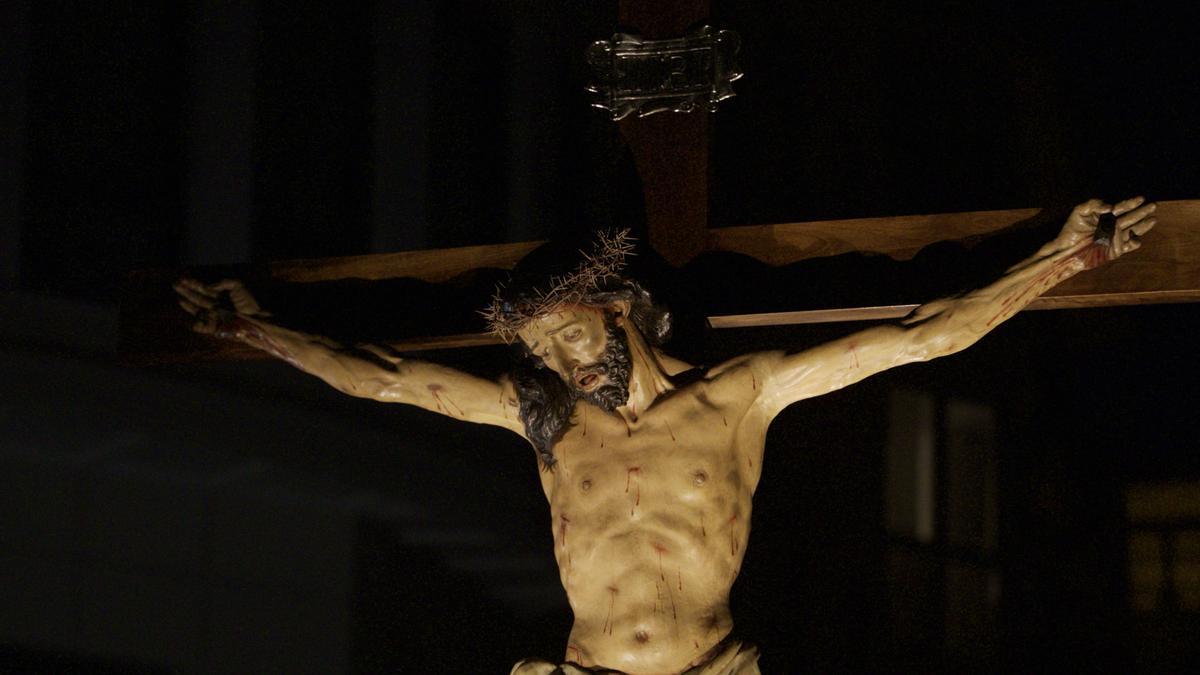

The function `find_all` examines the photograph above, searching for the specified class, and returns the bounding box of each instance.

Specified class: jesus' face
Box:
[516,305,632,411]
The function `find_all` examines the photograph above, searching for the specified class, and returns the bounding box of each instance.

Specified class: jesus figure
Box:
[174,196,1155,674]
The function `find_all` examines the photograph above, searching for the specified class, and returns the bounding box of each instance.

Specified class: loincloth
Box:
[510,637,760,675]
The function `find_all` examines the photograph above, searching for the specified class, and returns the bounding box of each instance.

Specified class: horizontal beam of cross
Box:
[120,200,1199,364]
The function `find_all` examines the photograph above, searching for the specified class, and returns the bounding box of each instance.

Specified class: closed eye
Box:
[563,328,583,342]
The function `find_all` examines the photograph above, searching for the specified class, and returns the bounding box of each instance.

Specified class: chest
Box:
[544,397,746,506]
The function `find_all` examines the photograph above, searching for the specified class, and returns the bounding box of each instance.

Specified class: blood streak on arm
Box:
[236,319,303,370]
[426,383,465,416]
[665,420,676,442]
[1083,241,1110,268]
[848,342,860,369]
[990,257,1070,326]
[986,242,1104,328]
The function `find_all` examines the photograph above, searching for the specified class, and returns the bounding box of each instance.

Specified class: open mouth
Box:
[575,370,602,390]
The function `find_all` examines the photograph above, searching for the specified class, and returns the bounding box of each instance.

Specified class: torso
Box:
[537,358,771,674]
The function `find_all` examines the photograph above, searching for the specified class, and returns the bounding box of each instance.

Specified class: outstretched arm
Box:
[174,279,525,436]
[755,197,1158,417]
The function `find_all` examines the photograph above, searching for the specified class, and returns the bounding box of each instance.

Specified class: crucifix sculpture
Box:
[119,6,1200,673]
[174,195,1156,674]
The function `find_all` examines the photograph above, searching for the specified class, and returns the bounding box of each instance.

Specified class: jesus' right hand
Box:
[173,278,269,339]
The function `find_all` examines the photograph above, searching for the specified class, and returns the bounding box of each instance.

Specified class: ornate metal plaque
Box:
[587,25,742,120]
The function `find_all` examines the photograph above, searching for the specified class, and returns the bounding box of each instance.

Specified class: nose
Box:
[545,343,574,375]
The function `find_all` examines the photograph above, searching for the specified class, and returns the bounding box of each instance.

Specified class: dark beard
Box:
[573,321,632,412]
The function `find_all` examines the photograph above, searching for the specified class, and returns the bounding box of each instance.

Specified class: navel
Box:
[580,478,592,492]
[634,629,650,643]
[692,470,708,487]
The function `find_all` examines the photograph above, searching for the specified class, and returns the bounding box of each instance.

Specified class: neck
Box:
[617,323,674,423]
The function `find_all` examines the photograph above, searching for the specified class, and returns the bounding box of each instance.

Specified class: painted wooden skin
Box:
[175,197,1155,674]
[517,306,767,673]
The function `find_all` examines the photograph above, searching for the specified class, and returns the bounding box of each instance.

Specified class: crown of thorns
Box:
[482,229,636,343]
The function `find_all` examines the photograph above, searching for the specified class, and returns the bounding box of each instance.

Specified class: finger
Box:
[1075,198,1113,217]
[1113,238,1138,256]
[213,279,243,291]
[179,278,220,300]
[231,296,261,315]
[175,281,210,305]
[178,299,201,315]
[1131,217,1157,237]
[1112,195,1146,217]
[1117,202,1156,229]
[1124,239,1142,255]
[173,279,197,296]
[174,283,215,308]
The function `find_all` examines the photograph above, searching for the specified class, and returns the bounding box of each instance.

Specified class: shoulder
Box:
[692,351,786,411]
[706,350,786,380]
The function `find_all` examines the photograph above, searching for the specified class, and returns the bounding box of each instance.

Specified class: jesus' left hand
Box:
[1054,196,1158,263]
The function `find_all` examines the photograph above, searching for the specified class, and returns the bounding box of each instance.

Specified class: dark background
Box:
[2,1,1198,672]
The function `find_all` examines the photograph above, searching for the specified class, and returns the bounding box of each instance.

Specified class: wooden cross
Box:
[119,2,1200,365]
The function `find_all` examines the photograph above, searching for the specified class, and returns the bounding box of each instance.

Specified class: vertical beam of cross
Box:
[617,1,712,267]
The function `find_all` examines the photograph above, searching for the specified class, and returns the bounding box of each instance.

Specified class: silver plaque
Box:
[587,25,743,120]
